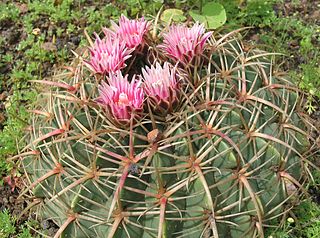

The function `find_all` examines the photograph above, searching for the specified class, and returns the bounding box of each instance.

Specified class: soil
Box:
[0,0,319,235]
[279,0,320,25]
[0,185,26,218]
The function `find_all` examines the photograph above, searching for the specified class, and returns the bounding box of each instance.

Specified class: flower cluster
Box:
[86,15,149,75]
[98,63,180,121]
[87,17,212,122]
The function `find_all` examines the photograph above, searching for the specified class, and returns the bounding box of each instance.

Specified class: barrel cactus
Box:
[18,16,315,238]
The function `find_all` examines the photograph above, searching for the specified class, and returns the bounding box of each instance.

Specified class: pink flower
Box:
[142,62,179,114]
[142,62,178,101]
[104,15,149,49]
[160,22,212,63]
[86,34,132,74]
[98,71,144,120]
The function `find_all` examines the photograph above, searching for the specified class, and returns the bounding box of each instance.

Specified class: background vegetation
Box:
[0,0,319,237]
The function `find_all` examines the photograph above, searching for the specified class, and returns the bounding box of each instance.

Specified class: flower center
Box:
[179,36,194,49]
[131,32,140,38]
[152,79,163,87]
[180,36,188,44]
[118,92,129,105]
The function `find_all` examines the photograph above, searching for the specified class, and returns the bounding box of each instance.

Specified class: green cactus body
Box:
[19,26,314,238]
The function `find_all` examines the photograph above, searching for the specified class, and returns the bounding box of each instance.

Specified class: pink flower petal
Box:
[86,35,132,74]
[99,71,144,120]
[142,62,178,102]
[105,14,149,49]
[160,22,212,63]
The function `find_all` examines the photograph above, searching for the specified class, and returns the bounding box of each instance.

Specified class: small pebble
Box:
[42,220,50,229]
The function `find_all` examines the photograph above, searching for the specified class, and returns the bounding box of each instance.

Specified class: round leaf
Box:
[161,8,186,23]
[189,2,226,29]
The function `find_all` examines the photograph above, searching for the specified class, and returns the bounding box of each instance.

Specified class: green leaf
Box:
[161,8,186,23]
[189,2,226,29]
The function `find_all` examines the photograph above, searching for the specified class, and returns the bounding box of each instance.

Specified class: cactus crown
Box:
[19,18,315,238]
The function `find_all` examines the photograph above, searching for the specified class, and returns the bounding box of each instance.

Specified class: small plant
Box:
[0,210,16,238]
[0,2,20,22]
[298,64,320,114]
[18,226,35,238]
[0,210,36,238]
[17,15,317,238]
